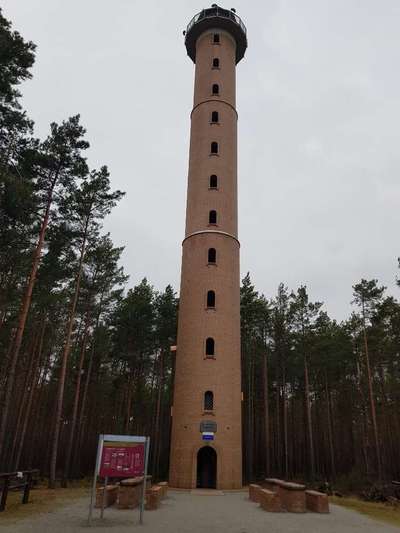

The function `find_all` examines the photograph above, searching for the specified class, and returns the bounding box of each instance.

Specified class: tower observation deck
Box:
[169,5,247,490]
[185,5,247,63]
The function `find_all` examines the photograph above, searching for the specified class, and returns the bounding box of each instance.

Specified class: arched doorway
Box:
[197,446,217,489]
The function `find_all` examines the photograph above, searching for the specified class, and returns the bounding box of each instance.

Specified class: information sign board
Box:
[88,434,149,527]
[99,442,144,478]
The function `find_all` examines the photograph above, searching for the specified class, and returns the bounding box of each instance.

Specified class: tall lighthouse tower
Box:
[169,5,247,490]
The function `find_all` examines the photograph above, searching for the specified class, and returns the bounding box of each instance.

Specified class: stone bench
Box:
[264,478,285,497]
[117,477,145,509]
[280,482,306,513]
[249,484,263,503]
[259,488,281,512]
[158,481,168,498]
[306,490,329,513]
[264,479,306,513]
[145,485,162,510]
[95,484,118,508]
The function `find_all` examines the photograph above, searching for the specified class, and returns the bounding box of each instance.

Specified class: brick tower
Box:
[169,5,247,490]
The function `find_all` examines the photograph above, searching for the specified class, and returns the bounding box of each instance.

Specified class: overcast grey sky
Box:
[3,0,400,320]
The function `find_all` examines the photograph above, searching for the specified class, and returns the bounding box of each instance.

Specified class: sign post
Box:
[139,436,150,524]
[87,434,149,526]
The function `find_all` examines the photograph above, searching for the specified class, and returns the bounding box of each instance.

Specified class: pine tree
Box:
[290,286,322,480]
[49,166,124,487]
[0,116,89,464]
[352,279,386,482]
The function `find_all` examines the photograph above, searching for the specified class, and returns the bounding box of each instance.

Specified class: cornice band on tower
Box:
[182,229,240,246]
[191,99,238,119]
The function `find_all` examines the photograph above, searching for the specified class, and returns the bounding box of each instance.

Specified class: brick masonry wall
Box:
[169,25,242,490]
[305,490,330,513]
[281,488,306,513]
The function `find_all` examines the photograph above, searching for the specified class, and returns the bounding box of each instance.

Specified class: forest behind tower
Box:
[1,7,400,496]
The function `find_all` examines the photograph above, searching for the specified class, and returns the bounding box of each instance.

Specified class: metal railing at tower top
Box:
[186,6,246,36]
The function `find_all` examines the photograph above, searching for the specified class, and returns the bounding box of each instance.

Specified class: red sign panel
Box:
[99,442,144,478]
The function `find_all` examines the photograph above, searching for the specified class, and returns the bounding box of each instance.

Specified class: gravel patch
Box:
[1,490,398,532]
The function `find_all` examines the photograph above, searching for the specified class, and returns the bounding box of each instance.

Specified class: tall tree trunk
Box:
[62,314,90,486]
[304,353,315,479]
[355,358,370,475]
[27,347,52,469]
[282,364,289,479]
[0,328,16,395]
[49,219,89,488]
[71,295,104,477]
[378,364,390,476]
[152,349,164,480]
[14,318,46,469]
[9,326,40,465]
[263,351,270,476]
[125,376,133,434]
[0,177,57,462]
[362,322,382,481]
[73,338,95,478]
[246,355,254,482]
[275,366,281,475]
[324,370,336,480]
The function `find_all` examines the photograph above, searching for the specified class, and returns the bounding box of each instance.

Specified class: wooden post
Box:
[0,475,10,511]
[22,471,33,504]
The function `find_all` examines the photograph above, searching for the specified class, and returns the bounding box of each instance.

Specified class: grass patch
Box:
[331,495,400,528]
[0,482,90,526]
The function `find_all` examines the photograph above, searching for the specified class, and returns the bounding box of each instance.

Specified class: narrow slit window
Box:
[211,111,219,123]
[207,290,215,308]
[204,391,214,410]
[213,58,219,68]
[209,175,218,188]
[213,33,220,44]
[209,210,217,224]
[212,83,219,95]
[206,337,215,356]
[211,142,218,154]
[208,248,216,263]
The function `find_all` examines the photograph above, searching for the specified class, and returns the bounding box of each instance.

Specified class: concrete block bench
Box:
[158,481,168,498]
[259,488,281,512]
[117,477,144,509]
[249,484,263,503]
[145,485,162,510]
[305,490,329,513]
[280,482,306,513]
[264,479,306,513]
[95,484,118,508]
[264,478,285,498]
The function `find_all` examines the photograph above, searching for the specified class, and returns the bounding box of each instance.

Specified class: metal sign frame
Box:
[88,434,150,526]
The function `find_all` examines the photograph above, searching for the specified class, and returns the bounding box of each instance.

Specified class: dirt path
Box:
[1,490,398,532]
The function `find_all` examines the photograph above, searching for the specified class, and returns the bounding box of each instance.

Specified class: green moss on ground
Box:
[331,495,400,528]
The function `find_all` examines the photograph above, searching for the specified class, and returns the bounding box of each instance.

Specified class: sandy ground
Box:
[0,490,399,533]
